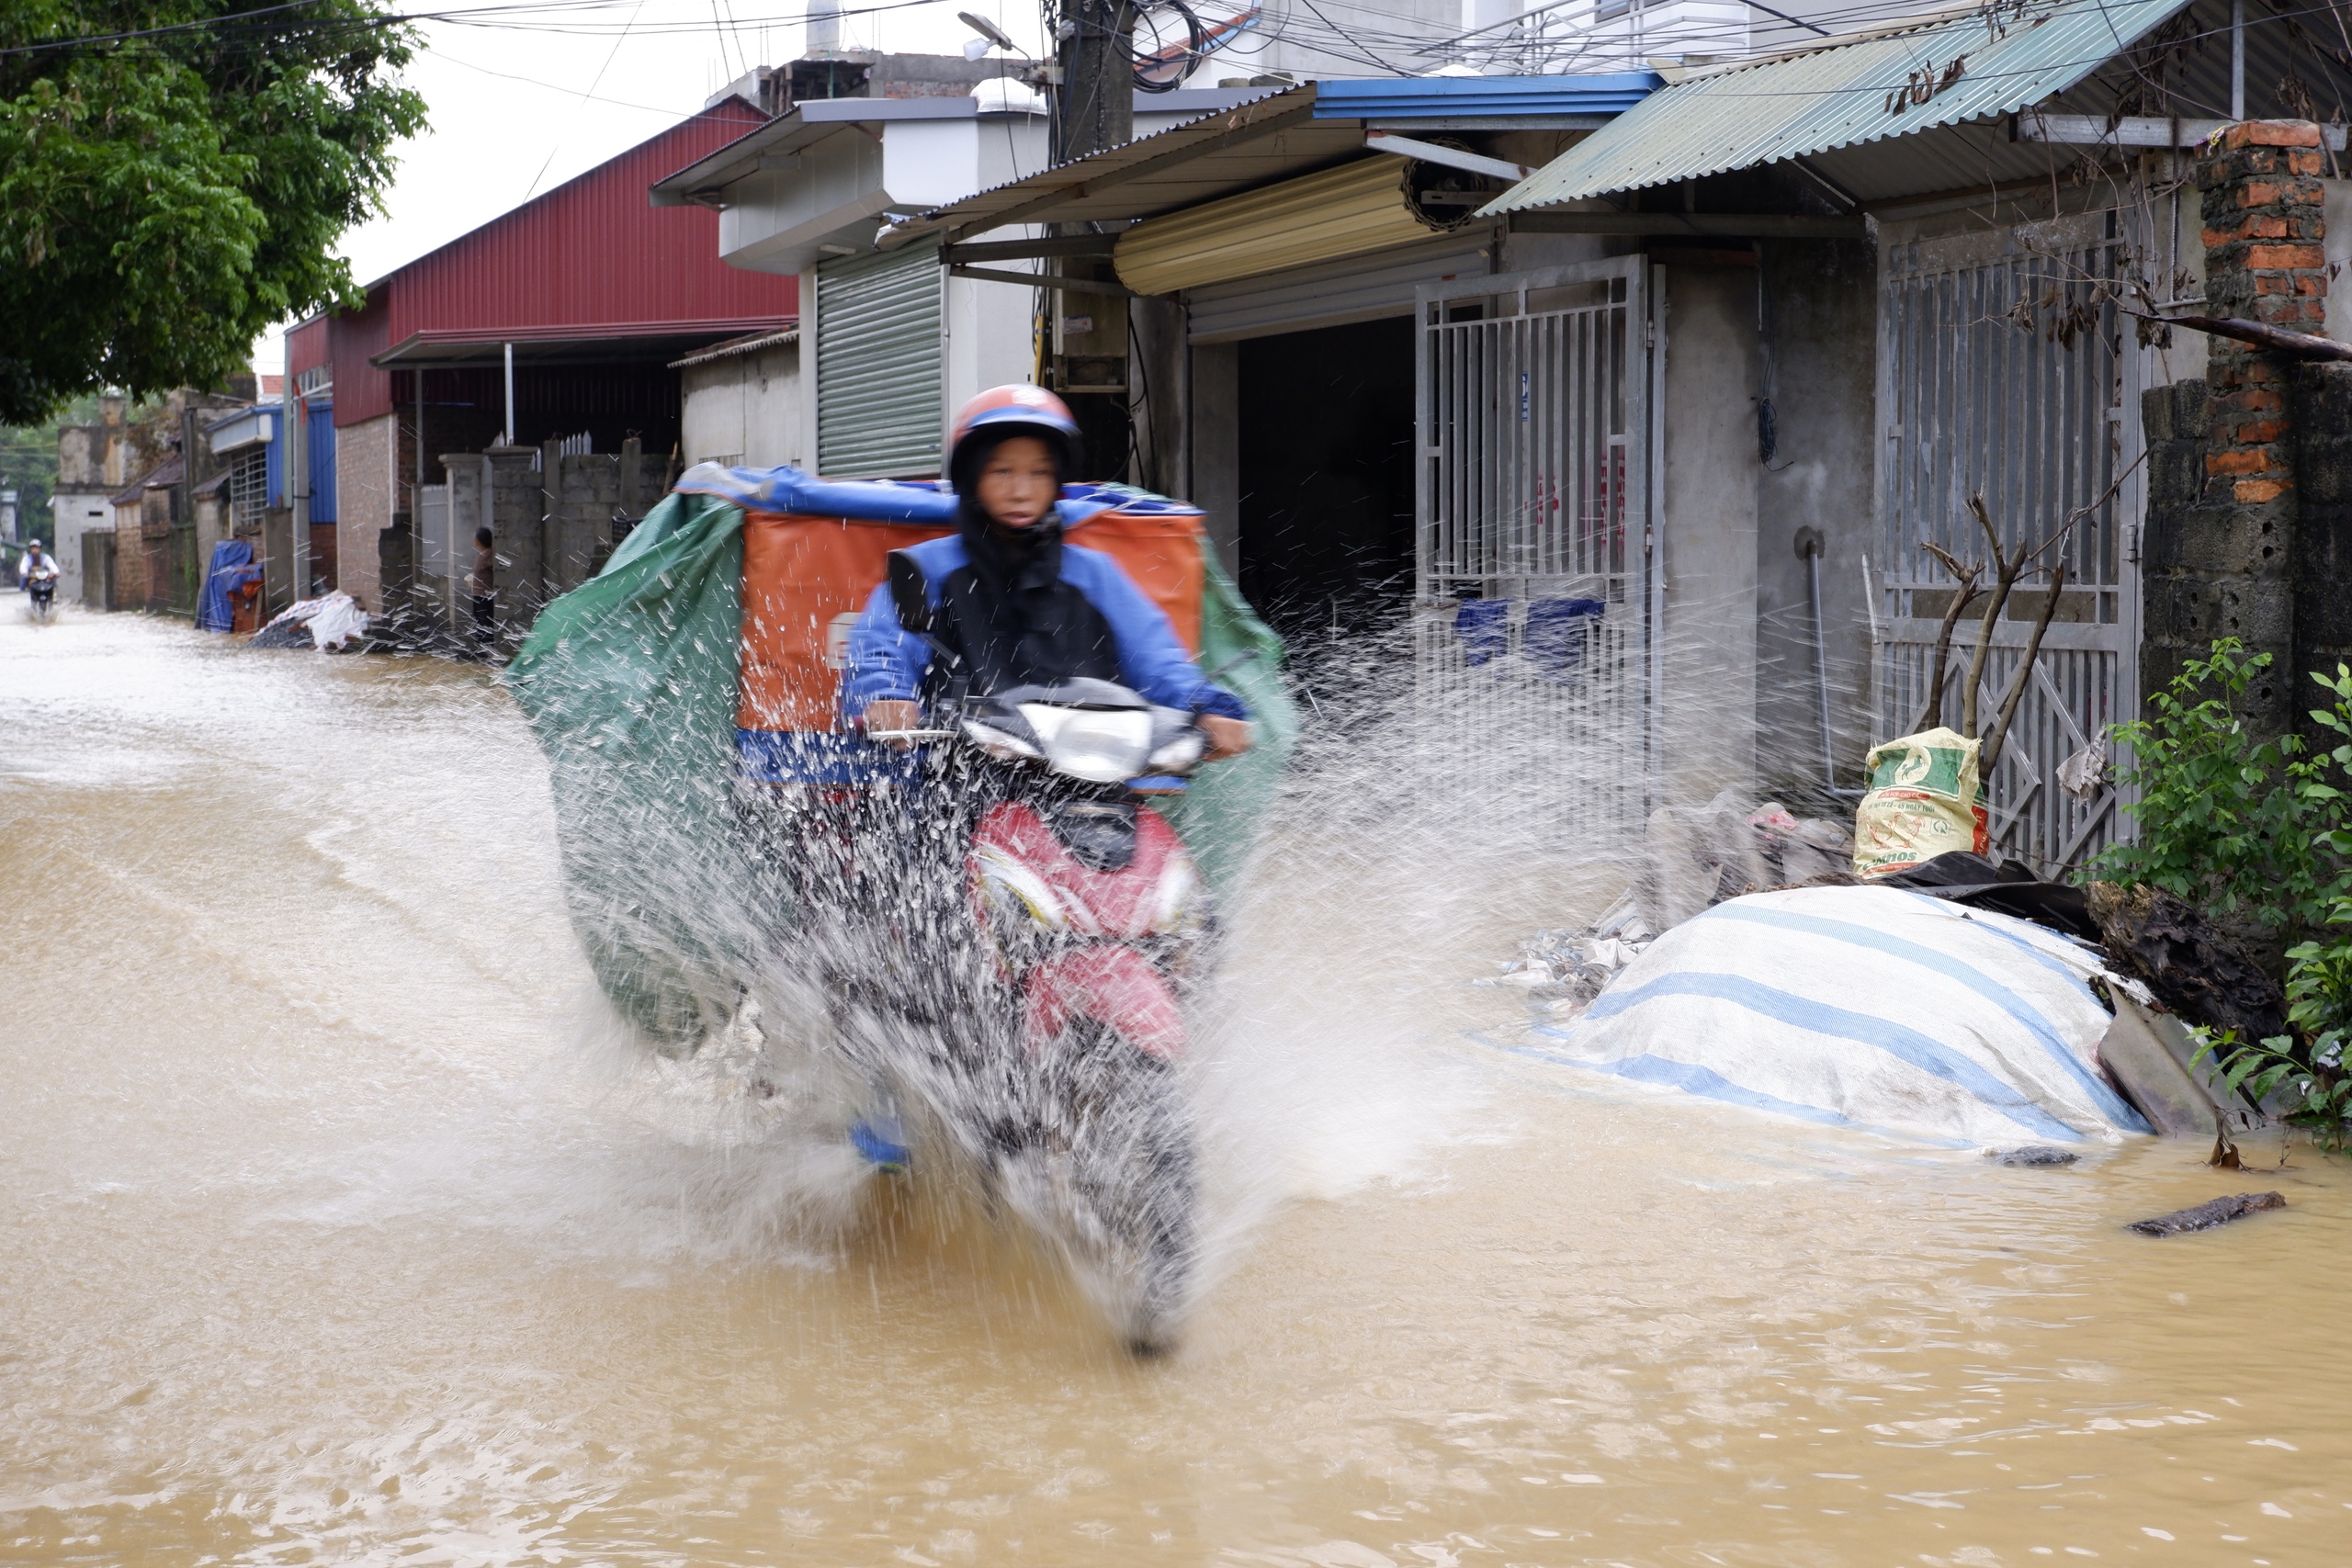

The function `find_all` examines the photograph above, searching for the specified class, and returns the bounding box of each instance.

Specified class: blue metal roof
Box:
[1479,0,2196,211]
[1313,72,1661,120]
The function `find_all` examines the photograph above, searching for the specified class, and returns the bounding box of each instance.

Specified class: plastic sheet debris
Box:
[2057,741,2108,801]
[1478,896,1657,1011]
[1637,788,1854,932]
[251,592,370,651]
[1488,795,1854,1021]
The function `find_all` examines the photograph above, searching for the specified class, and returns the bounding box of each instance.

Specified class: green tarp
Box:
[507,490,1295,1049]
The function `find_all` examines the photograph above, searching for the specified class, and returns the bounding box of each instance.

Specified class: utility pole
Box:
[1046,0,1136,470]
[1056,0,1134,162]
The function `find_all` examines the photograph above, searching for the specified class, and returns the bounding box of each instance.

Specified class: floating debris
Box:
[1475,895,1655,1014]
[1984,1145,2080,1168]
[2126,1191,2287,1235]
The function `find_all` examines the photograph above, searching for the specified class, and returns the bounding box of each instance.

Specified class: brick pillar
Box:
[2182,122,2333,738]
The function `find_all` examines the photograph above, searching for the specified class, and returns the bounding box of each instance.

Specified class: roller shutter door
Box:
[816,239,944,479]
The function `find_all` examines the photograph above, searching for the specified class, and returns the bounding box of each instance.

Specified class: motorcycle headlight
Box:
[1019,705,1153,784]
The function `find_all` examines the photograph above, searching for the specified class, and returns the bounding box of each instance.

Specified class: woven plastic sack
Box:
[1852,727,1988,878]
[507,481,1295,1049]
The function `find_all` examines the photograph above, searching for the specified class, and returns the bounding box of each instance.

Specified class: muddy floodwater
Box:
[5,605,2349,1568]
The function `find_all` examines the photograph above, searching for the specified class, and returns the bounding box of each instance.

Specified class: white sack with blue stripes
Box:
[1536,886,2151,1145]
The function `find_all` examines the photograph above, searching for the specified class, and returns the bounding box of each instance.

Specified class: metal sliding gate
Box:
[1876,214,2142,874]
[1414,256,1661,840]
[815,238,944,480]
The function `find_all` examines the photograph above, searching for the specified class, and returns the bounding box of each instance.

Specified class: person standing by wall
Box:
[469,525,497,651]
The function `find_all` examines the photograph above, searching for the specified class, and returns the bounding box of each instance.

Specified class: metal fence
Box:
[1876,215,2140,873]
[1415,256,1657,839]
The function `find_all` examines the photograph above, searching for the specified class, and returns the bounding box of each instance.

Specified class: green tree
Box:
[0,2,425,423]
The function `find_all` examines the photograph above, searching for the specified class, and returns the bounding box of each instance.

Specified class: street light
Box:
[959,10,1018,59]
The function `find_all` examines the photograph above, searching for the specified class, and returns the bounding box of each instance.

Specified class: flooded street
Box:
[5,604,2350,1568]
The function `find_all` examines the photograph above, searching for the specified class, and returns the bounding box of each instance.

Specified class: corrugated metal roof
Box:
[1481,0,2196,211]
[669,326,800,368]
[884,75,1640,247]
[877,85,1340,245]
[1311,72,1658,118]
[327,100,797,428]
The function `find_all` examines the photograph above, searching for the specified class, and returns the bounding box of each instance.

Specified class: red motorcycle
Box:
[831,677,1216,1352]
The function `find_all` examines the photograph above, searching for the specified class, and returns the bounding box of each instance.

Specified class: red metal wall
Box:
[288,316,330,382]
[329,292,392,423]
[333,100,794,427]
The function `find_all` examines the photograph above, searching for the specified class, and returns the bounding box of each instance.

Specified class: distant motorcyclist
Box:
[17,538,59,586]
[846,385,1252,761]
[18,538,59,618]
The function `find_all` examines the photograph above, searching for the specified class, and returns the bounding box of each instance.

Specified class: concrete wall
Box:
[682,341,805,468]
[435,443,662,638]
[47,491,111,605]
[1186,341,1240,575]
[1754,237,1878,798]
[944,267,1044,446]
[336,412,397,611]
[1658,264,1761,807]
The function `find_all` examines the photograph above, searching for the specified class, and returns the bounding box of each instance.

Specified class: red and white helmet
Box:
[948,384,1080,486]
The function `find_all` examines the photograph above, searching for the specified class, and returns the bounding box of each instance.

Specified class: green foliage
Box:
[2198,910,2352,1148]
[2090,640,2352,942]
[2,391,103,520]
[2117,642,2352,1145]
[0,2,426,423]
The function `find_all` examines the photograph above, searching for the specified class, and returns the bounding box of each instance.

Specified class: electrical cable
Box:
[522,0,650,199]
[9,0,2342,126]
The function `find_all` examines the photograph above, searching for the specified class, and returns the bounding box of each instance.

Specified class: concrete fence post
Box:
[484,446,540,629]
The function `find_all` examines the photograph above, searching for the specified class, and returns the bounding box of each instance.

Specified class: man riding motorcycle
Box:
[845,385,1253,762]
[816,386,1252,1178]
[18,538,61,616]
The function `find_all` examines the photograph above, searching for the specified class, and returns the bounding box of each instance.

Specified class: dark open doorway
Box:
[1236,316,1416,643]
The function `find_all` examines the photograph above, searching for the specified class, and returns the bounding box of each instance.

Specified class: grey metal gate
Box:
[815,239,944,479]
[1875,214,2142,874]
[1415,255,1661,836]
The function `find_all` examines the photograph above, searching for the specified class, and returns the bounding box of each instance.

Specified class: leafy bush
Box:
[2108,642,2352,1145]
[2091,641,2352,942]
[2199,906,2352,1149]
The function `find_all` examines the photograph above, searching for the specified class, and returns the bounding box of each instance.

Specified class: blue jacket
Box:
[842,533,1248,720]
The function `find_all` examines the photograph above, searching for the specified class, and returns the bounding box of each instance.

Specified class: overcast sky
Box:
[280,0,1048,364]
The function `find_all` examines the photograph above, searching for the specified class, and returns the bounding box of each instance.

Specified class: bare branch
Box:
[1961,492,2016,738]
[1981,557,2069,775]
[2132,312,2352,363]
[1917,544,1983,733]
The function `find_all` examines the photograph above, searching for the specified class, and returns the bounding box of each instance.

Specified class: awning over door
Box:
[1114,157,1454,296]
[815,239,943,479]
[1479,0,2198,212]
